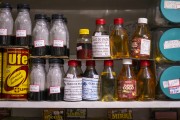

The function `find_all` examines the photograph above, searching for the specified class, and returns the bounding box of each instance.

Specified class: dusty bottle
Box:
[15,4,31,46]
[83,60,100,101]
[101,60,117,101]
[64,60,82,101]
[29,58,46,101]
[77,29,92,59]
[0,3,13,45]
[137,60,156,101]
[118,59,137,101]
[46,58,62,101]
[92,18,110,59]
[131,18,151,59]
[110,18,129,59]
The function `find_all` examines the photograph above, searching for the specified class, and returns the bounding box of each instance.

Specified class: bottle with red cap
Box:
[110,18,129,59]
[82,60,100,101]
[64,60,82,101]
[137,60,156,101]
[92,18,110,59]
[101,60,117,101]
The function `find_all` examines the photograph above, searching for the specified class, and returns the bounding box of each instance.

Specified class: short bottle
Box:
[137,60,156,101]
[77,29,92,59]
[82,60,100,101]
[101,60,117,101]
[29,58,46,101]
[118,59,137,101]
[15,4,31,46]
[110,18,129,59]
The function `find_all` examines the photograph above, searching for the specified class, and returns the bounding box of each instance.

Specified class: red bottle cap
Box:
[104,60,113,66]
[114,18,124,24]
[68,60,78,66]
[140,60,150,67]
[86,60,95,66]
[96,18,106,25]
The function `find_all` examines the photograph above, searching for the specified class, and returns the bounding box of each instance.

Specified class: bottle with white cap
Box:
[131,18,151,59]
[117,59,137,101]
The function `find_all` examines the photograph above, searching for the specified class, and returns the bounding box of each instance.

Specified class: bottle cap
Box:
[68,60,78,66]
[34,14,47,20]
[140,60,150,67]
[31,58,45,64]
[0,3,12,10]
[86,60,95,66]
[138,18,148,24]
[96,18,106,25]
[79,29,89,35]
[17,4,30,10]
[122,59,132,64]
[114,18,124,24]
[104,60,113,66]
[52,14,64,20]
[49,58,61,63]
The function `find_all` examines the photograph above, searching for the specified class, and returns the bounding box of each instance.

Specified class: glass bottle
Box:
[50,14,67,56]
[92,18,110,59]
[46,58,62,101]
[137,60,156,101]
[118,59,137,101]
[15,4,31,46]
[131,18,151,59]
[29,58,46,101]
[101,60,117,101]
[0,3,13,45]
[77,29,92,59]
[82,60,100,101]
[64,60,82,101]
[110,18,129,59]
[32,14,49,56]
[62,17,69,57]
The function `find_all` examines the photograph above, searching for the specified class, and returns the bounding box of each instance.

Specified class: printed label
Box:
[164,40,180,49]
[64,78,82,101]
[163,81,169,88]
[82,77,100,100]
[16,30,26,37]
[140,39,151,55]
[30,85,40,92]
[169,86,180,94]
[168,79,180,87]
[77,46,82,51]
[92,35,110,57]
[34,40,45,47]
[164,1,180,9]
[50,86,60,94]
[0,29,7,35]
[53,40,63,47]
[67,74,74,79]
[95,32,102,36]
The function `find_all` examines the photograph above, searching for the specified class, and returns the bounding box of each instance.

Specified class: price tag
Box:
[95,32,102,36]
[53,40,63,47]
[50,86,60,94]
[16,30,26,37]
[168,79,180,87]
[169,86,180,94]
[164,40,180,49]
[30,85,40,92]
[93,75,99,79]
[163,81,169,88]
[0,29,7,35]
[34,40,45,47]
[77,46,82,51]
[67,74,74,79]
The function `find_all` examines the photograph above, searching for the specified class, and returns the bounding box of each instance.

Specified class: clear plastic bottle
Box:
[32,14,49,56]
[29,58,46,101]
[15,4,31,46]
[0,3,13,45]
[110,18,129,59]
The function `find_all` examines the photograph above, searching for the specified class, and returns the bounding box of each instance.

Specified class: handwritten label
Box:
[50,86,60,94]
[16,30,26,37]
[168,79,180,87]
[164,1,180,9]
[169,86,180,94]
[140,39,151,55]
[34,40,45,47]
[77,46,82,51]
[53,40,63,47]
[30,85,40,92]
[164,40,180,49]
[0,29,7,35]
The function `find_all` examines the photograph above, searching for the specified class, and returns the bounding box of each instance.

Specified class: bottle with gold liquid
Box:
[110,18,129,59]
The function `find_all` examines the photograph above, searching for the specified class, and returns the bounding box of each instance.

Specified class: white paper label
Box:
[53,40,63,47]
[140,39,151,55]
[34,40,45,47]
[95,32,102,36]
[0,29,7,35]
[164,1,180,9]
[168,79,180,87]
[163,81,169,88]
[16,30,26,37]
[64,78,82,101]
[77,46,82,51]
[30,85,40,92]
[93,75,99,79]
[67,74,74,79]
[164,40,180,49]
[50,86,60,94]
[92,35,110,57]
[169,86,180,94]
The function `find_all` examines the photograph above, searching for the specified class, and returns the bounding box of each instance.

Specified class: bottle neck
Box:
[122,64,133,78]
[86,66,95,70]
[49,63,60,68]
[52,19,64,25]
[35,19,47,27]
[114,24,123,29]
[0,8,12,15]
[103,65,113,71]
[18,9,29,14]
[95,24,106,32]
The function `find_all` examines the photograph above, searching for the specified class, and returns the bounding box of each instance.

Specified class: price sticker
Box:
[50,86,60,94]
[53,40,63,47]
[30,85,40,92]
[34,40,45,47]
[16,30,26,37]
[0,29,7,35]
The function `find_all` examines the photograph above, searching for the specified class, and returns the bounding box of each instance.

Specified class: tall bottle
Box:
[92,18,110,59]
[62,17,69,57]
[29,58,46,101]
[83,60,100,101]
[137,60,156,101]
[101,60,117,101]
[131,18,151,59]
[50,14,67,56]
[0,3,13,45]
[46,58,62,101]
[15,4,31,46]
[118,59,137,101]
[110,18,129,59]
[64,60,82,101]
[32,14,49,56]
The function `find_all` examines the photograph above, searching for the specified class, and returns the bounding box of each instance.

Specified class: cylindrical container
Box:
[2,48,29,100]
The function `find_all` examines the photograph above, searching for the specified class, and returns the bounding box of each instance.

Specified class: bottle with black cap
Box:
[46,58,62,101]
[0,3,13,45]
[32,14,49,56]
[15,3,32,46]
[29,58,46,101]
[50,14,67,56]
